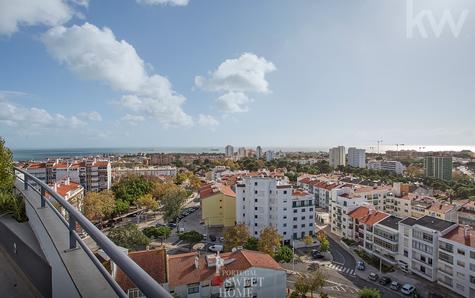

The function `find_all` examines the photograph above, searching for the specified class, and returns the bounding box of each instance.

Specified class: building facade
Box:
[347,147,366,168]
[329,146,346,168]
[367,160,405,175]
[424,156,453,181]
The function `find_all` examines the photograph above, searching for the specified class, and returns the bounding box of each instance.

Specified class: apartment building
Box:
[367,160,406,175]
[225,145,234,157]
[24,158,112,192]
[329,146,346,168]
[329,189,368,237]
[112,166,177,181]
[236,175,315,242]
[438,225,475,297]
[424,156,453,181]
[347,147,366,168]
[370,215,403,266]
[457,201,475,228]
[424,202,459,222]
[398,216,457,282]
[256,146,263,159]
[238,147,246,159]
[358,210,390,254]
[200,183,236,227]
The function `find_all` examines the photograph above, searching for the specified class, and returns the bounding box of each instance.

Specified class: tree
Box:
[0,138,14,193]
[179,230,203,247]
[142,226,171,240]
[114,199,130,215]
[308,268,326,297]
[188,174,201,191]
[112,175,154,204]
[274,245,293,263]
[83,190,115,221]
[224,224,250,251]
[258,226,282,256]
[155,183,188,222]
[358,288,381,298]
[294,275,310,297]
[107,224,150,251]
[136,194,158,211]
[317,232,330,252]
[303,235,313,246]
[244,237,259,251]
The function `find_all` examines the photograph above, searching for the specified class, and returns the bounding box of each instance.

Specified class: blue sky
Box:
[1,0,474,149]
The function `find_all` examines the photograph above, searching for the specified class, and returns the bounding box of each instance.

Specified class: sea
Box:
[11,145,475,161]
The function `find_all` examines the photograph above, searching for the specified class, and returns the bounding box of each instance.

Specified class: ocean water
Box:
[11,145,475,161]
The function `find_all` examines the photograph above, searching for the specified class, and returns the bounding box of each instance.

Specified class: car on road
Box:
[390,281,401,291]
[368,272,379,281]
[167,222,177,228]
[400,284,416,295]
[155,222,164,227]
[209,244,224,252]
[379,276,391,285]
[311,249,324,259]
[209,235,217,242]
[356,261,365,270]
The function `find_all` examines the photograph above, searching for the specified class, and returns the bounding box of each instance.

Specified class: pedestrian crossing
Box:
[325,263,356,276]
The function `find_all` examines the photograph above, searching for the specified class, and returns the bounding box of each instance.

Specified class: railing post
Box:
[40,186,46,208]
[24,175,28,190]
[69,214,77,250]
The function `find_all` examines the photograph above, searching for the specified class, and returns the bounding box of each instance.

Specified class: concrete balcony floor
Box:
[0,246,41,297]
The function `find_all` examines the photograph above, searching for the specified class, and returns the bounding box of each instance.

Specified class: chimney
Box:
[194,255,200,270]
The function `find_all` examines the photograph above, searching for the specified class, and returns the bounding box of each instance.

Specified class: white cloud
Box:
[79,111,102,121]
[195,53,276,93]
[197,114,219,128]
[0,100,86,131]
[137,0,189,6]
[0,0,74,35]
[121,114,145,126]
[42,22,193,126]
[215,92,251,113]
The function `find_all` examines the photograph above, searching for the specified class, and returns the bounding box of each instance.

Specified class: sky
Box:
[1,0,474,149]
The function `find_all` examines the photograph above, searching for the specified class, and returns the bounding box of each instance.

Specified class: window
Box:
[242,213,245,217]
[254,182,258,186]
[283,216,287,219]
[301,224,305,228]
[254,190,258,194]
[254,199,258,202]
[301,208,306,212]
[309,215,314,219]
[283,231,287,235]
[128,288,144,298]
[293,225,297,229]
[284,190,287,194]
[457,260,465,268]
[470,263,475,272]
[471,251,475,259]
[293,209,297,213]
[243,197,245,201]
[254,215,258,219]
[301,216,305,220]
[283,223,287,227]
[293,217,297,221]
[254,223,257,227]
[457,248,465,256]
[187,283,200,294]
[309,208,314,211]
[457,272,465,278]
[254,207,258,211]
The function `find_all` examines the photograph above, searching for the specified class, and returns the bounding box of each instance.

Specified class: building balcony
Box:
[11,168,171,298]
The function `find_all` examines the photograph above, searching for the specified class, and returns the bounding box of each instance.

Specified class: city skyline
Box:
[1,0,475,148]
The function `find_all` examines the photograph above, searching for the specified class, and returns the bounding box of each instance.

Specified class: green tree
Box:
[317,232,330,252]
[83,190,115,221]
[258,226,282,256]
[308,268,326,297]
[244,237,259,251]
[303,234,313,246]
[294,275,310,297]
[0,138,14,193]
[112,175,154,204]
[179,230,203,247]
[155,183,188,222]
[274,245,293,263]
[107,224,150,251]
[224,224,250,251]
[114,199,130,215]
[358,288,381,298]
[143,226,171,240]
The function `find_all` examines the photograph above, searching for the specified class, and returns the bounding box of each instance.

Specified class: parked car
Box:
[401,284,416,295]
[356,261,365,270]
[209,244,224,252]
[167,222,177,228]
[209,235,217,242]
[379,276,391,285]
[202,234,207,240]
[390,281,401,291]
[368,272,379,281]
[219,236,224,242]
[155,222,164,227]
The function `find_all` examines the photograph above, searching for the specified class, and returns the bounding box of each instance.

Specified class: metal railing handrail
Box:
[14,167,171,298]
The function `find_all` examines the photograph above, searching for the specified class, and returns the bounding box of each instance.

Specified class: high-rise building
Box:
[424,156,453,181]
[329,146,346,168]
[256,146,262,159]
[347,147,366,168]
[238,147,246,159]
[368,160,405,174]
[265,150,275,162]
[225,145,234,157]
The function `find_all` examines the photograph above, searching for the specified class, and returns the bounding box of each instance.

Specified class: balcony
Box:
[10,168,171,298]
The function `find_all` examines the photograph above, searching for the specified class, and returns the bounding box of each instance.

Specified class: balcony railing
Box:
[14,167,171,298]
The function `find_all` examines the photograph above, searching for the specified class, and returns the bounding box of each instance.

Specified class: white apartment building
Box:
[225,145,234,157]
[438,225,475,297]
[347,147,366,168]
[235,176,315,243]
[265,150,275,162]
[368,160,406,175]
[329,146,346,168]
[112,166,177,181]
[329,188,368,237]
[238,147,246,159]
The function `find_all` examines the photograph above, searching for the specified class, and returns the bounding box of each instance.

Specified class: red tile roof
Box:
[348,206,372,220]
[115,248,167,292]
[199,183,235,199]
[442,225,475,248]
[292,189,310,197]
[359,211,389,226]
[427,202,456,214]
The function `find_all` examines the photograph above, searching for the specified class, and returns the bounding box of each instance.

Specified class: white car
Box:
[209,244,224,252]
[400,284,415,295]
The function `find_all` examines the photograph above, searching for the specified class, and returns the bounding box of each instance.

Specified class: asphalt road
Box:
[327,235,356,269]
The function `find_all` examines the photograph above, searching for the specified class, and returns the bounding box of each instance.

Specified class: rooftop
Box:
[359,211,389,226]
[442,225,475,248]
[377,215,403,230]
[414,215,455,232]
[348,206,372,220]
[400,217,418,226]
